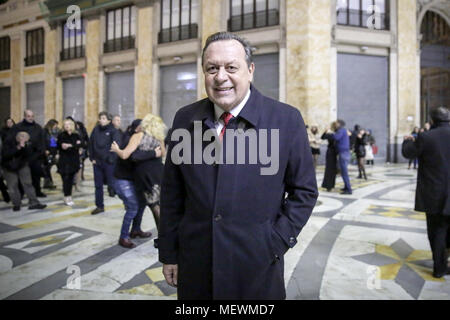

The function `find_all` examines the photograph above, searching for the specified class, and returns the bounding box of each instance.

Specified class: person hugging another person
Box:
[110,114,165,249]
[57,119,85,206]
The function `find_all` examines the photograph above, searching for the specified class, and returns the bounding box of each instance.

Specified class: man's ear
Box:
[248,62,255,82]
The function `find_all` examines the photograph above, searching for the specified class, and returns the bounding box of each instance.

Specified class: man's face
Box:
[6,119,14,128]
[203,40,254,111]
[99,115,110,127]
[112,116,121,129]
[24,111,34,123]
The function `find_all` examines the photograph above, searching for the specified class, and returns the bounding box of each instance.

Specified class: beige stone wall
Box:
[10,36,22,122]
[286,0,332,129]
[85,18,101,132]
[135,5,153,119]
[397,0,418,136]
[44,27,57,122]
[198,0,222,99]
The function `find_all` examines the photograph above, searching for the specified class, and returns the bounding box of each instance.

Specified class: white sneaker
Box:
[64,197,74,206]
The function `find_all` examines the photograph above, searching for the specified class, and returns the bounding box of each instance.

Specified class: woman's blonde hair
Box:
[141,113,166,142]
[63,119,75,132]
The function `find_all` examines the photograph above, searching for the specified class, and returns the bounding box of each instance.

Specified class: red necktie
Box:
[219,112,234,141]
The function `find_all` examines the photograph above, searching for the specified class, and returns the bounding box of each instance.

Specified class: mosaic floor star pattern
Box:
[0,163,449,300]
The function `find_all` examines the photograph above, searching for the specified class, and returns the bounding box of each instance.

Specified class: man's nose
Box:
[214,67,228,83]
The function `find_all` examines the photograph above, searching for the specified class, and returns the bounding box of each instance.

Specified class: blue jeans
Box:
[339,151,352,192]
[93,160,115,209]
[114,179,146,240]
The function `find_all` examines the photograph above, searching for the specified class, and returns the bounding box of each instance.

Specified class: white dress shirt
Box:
[213,88,251,136]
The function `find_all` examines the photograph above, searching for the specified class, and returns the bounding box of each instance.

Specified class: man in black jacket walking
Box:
[88,112,122,215]
[402,106,450,278]
[8,110,47,198]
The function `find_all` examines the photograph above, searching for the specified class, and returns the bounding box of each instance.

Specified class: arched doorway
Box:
[420,11,450,124]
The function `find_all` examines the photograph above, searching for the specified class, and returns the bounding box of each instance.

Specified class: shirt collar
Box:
[214,88,251,122]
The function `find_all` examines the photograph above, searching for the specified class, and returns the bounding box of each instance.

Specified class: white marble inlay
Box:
[313,196,343,213]
[74,239,159,293]
[41,289,175,300]
[284,216,329,284]
[0,255,13,274]
[4,231,83,254]
[320,225,436,300]
[0,233,117,299]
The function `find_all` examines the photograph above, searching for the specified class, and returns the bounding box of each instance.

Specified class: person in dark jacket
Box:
[333,119,352,194]
[8,110,47,198]
[43,119,59,189]
[76,121,89,181]
[321,121,338,191]
[354,128,368,180]
[0,136,11,203]
[88,112,122,215]
[0,118,15,142]
[57,119,84,206]
[1,131,46,211]
[159,32,318,300]
[402,106,450,278]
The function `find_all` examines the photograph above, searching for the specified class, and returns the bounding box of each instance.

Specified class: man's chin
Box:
[210,97,236,111]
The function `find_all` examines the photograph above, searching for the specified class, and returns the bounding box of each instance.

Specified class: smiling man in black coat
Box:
[159,32,318,300]
[402,106,450,278]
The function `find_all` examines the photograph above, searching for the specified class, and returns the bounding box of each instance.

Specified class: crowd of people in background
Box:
[0,110,166,249]
[0,108,442,248]
[307,120,378,195]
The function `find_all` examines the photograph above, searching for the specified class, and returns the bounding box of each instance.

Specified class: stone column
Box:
[285,0,332,129]
[44,26,58,122]
[135,4,153,119]
[10,32,22,122]
[396,0,418,138]
[198,0,222,99]
[85,17,101,132]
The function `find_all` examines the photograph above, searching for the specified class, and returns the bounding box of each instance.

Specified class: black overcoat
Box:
[57,131,83,175]
[402,122,450,215]
[321,132,337,190]
[159,86,318,299]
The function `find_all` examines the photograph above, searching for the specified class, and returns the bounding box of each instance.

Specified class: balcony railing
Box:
[158,23,198,44]
[0,60,10,70]
[60,45,85,61]
[103,36,135,54]
[337,8,389,30]
[24,54,44,66]
[228,9,279,32]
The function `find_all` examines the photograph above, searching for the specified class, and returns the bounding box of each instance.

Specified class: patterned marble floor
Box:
[0,162,449,300]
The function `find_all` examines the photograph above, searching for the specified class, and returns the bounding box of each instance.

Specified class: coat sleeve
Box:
[130,149,157,162]
[402,135,423,159]
[271,110,319,258]
[88,128,95,161]
[158,113,186,265]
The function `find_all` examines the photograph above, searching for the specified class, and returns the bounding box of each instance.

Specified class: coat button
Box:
[214,214,222,221]
[289,237,295,244]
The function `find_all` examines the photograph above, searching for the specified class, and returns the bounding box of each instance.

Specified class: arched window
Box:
[420,11,450,47]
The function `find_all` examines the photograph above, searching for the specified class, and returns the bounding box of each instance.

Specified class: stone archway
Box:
[419,10,450,124]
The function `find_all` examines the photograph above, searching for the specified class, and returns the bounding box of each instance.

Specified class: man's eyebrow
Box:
[205,60,239,65]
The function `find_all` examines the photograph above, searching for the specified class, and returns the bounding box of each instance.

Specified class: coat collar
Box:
[190,83,262,129]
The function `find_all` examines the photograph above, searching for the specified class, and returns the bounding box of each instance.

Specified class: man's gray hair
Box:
[430,106,450,123]
[201,32,253,68]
